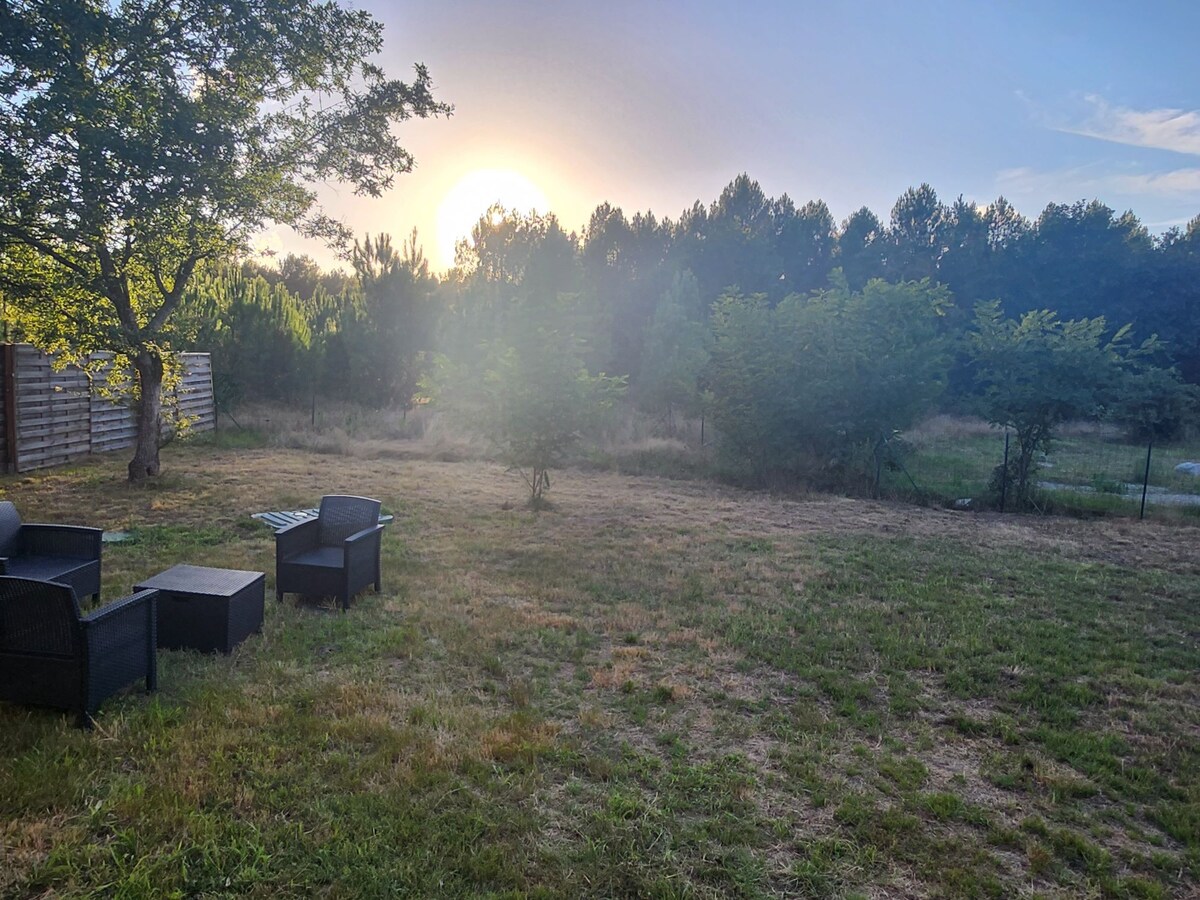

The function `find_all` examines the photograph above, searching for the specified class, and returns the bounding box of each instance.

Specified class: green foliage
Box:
[344,231,436,409]
[837,206,888,291]
[485,340,624,503]
[637,270,711,430]
[969,302,1181,505]
[1109,364,1200,443]
[434,296,626,505]
[705,274,953,488]
[179,266,314,407]
[0,0,448,479]
[443,208,594,352]
[889,183,947,282]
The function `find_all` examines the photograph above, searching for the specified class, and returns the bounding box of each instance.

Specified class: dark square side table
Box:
[134,564,265,654]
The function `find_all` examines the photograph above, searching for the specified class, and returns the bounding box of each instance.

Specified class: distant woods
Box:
[178,231,437,413]
[173,175,1199,488]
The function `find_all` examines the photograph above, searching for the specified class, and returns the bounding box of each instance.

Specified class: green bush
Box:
[704,272,953,489]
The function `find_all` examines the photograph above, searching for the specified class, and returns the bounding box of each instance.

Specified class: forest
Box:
[152,175,1199,500]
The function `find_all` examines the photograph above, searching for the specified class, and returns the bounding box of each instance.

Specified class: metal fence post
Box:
[873,435,884,499]
[1000,431,1010,513]
[1140,440,1152,521]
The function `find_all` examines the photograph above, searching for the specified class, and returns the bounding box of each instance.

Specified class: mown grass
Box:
[1,440,1197,897]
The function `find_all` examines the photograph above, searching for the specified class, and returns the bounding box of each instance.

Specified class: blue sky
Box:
[270,1,1200,270]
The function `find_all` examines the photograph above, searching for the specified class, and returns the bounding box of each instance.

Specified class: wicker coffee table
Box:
[134,564,265,654]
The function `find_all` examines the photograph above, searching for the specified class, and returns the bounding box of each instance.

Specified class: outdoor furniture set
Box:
[0,495,386,727]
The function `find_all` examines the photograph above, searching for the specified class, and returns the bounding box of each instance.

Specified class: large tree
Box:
[0,0,449,480]
[837,206,887,290]
[888,183,947,282]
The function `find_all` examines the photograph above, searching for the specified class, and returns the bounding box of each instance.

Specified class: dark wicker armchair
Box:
[275,495,385,611]
[0,501,102,602]
[0,577,158,727]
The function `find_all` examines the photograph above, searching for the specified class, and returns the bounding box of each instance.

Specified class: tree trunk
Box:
[128,349,164,483]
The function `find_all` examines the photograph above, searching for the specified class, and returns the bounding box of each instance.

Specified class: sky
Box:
[261,0,1200,272]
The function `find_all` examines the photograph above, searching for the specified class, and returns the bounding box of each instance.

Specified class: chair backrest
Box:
[0,501,22,558]
[0,576,82,658]
[317,495,382,546]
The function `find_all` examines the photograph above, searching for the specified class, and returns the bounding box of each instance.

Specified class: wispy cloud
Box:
[995,164,1105,198]
[1058,95,1200,156]
[995,163,1200,206]
[1107,168,1200,195]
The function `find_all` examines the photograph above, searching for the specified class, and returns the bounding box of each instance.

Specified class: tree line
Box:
[163,174,1197,503]
[3,1,1195,491]
[186,175,1200,401]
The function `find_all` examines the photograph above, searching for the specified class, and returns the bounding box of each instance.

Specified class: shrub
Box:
[704,272,953,489]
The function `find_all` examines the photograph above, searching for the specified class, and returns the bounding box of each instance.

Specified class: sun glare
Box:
[436,168,550,271]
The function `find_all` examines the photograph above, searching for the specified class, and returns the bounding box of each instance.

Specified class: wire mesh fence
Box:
[880,416,1200,522]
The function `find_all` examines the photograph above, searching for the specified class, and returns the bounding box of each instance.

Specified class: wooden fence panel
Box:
[88,353,137,455]
[0,346,9,470]
[0,345,214,473]
[176,353,216,431]
[13,345,92,472]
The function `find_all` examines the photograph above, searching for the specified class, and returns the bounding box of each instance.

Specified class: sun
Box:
[436,168,550,270]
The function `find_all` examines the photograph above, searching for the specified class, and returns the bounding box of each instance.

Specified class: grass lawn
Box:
[2,437,1198,898]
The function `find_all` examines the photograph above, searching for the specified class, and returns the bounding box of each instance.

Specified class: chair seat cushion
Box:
[6,556,93,584]
[282,546,344,570]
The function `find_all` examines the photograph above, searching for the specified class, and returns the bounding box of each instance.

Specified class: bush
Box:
[704,273,953,490]
[429,296,626,505]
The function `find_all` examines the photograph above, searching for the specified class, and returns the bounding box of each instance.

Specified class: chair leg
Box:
[76,709,95,730]
[276,587,284,602]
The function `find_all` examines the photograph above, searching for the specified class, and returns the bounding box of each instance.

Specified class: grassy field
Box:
[2,435,1198,898]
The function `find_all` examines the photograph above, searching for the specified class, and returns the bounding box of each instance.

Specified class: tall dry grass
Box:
[222,399,715,475]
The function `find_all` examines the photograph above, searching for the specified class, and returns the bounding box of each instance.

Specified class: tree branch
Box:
[0,224,91,277]
[147,254,203,334]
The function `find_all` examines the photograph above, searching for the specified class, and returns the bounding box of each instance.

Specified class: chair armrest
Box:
[20,524,103,560]
[83,589,158,660]
[82,588,158,631]
[344,524,385,562]
[345,524,386,545]
[275,518,319,558]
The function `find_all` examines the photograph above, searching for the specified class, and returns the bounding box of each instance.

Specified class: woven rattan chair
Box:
[0,577,157,727]
[0,501,102,602]
[275,495,385,611]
